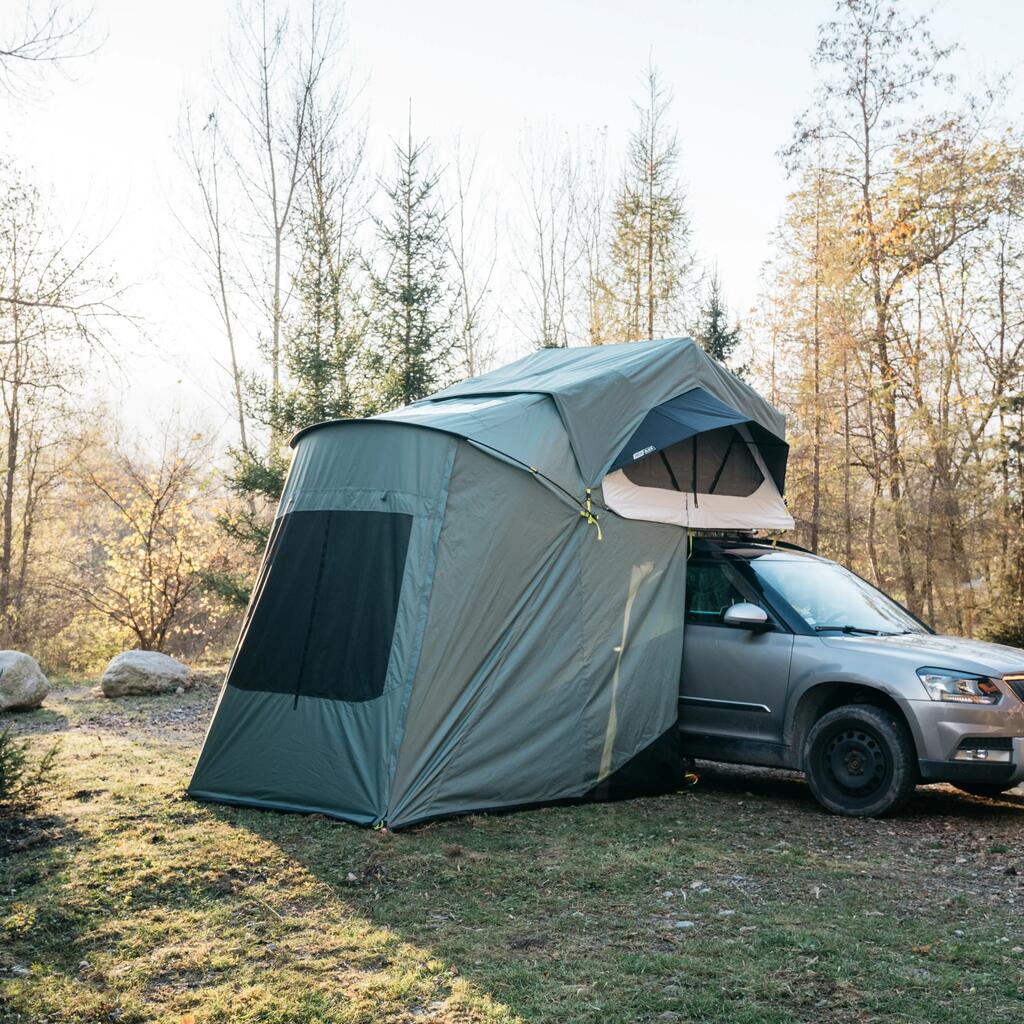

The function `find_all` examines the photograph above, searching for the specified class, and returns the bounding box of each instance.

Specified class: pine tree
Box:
[268,156,366,432]
[214,140,367,601]
[695,270,744,375]
[367,120,456,410]
[604,65,693,341]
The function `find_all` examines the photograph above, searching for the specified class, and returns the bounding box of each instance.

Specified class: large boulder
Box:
[101,651,193,698]
[0,651,49,711]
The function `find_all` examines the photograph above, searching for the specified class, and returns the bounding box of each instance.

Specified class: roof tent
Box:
[188,338,792,827]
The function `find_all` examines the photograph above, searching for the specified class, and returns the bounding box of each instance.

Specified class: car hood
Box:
[819,632,1024,677]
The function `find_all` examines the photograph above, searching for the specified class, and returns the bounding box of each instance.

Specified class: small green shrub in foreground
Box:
[0,726,58,811]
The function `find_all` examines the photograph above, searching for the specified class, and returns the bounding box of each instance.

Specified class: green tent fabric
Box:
[189,338,789,827]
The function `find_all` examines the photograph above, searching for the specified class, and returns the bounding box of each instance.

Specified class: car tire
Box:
[954,782,1018,799]
[803,704,917,817]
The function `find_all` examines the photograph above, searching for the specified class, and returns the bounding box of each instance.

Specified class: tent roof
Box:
[415,338,785,484]
[291,338,787,491]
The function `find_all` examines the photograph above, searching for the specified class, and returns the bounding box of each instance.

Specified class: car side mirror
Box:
[722,602,770,630]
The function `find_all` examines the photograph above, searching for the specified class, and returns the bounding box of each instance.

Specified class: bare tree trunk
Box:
[0,375,19,643]
[809,175,822,553]
[867,476,883,590]
[842,344,853,567]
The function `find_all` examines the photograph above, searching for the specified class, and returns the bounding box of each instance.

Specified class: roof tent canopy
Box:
[419,338,787,488]
[292,338,793,533]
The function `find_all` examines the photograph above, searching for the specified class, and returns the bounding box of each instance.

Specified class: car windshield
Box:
[746,554,926,635]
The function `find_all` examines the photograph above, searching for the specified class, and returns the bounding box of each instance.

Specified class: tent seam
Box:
[379,439,458,826]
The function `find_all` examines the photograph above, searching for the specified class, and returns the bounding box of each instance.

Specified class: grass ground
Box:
[1,680,1023,1024]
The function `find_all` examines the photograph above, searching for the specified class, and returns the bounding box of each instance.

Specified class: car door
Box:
[679,558,795,744]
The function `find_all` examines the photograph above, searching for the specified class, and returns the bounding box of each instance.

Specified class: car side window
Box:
[685,561,749,625]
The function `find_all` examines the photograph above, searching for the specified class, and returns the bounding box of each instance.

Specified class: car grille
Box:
[1003,675,1024,703]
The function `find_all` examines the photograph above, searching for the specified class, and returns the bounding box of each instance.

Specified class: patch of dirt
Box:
[1,681,220,746]
[693,760,1024,902]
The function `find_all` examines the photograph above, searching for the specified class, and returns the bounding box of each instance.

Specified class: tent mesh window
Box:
[227,509,413,702]
[622,426,763,497]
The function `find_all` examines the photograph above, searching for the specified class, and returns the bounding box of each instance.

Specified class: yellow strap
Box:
[579,488,602,541]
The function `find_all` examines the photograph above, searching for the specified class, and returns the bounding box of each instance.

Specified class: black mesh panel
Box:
[228,509,413,702]
[622,426,764,497]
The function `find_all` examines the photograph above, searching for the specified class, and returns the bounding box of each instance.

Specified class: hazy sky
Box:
[7,0,1024,441]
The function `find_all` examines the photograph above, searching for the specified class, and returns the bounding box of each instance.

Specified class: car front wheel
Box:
[804,704,917,817]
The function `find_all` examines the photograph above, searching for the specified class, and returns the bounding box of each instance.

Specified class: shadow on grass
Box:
[0,706,70,736]
[0,808,89,982]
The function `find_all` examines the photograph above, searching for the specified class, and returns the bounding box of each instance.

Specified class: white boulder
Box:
[0,651,49,711]
[101,650,193,698]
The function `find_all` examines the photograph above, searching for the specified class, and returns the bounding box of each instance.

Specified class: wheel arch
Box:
[786,681,922,770]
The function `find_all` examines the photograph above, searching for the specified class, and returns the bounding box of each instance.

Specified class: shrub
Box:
[0,726,58,812]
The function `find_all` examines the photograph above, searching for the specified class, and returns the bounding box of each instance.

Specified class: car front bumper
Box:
[906,698,1024,786]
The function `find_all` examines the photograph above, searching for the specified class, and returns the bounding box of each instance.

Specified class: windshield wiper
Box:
[813,624,892,636]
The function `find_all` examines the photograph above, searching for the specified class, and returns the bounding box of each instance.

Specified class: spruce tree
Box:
[367,122,456,410]
[213,147,367,602]
[695,270,745,376]
[604,65,694,341]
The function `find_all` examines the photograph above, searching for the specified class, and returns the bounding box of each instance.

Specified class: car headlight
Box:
[917,668,1001,704]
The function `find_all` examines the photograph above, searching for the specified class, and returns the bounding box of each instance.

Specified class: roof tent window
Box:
[622,425,764,498]
[228,509,412,702]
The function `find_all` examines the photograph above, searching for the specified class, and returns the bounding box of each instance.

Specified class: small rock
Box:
[0,651,49,711]
[658,1014,679,1022]
[100,650,193,697]
[11,965,29,977]
[175,686,184,695]
[954,929,965,938]
[346,872,358,882]
[718,909,736,917]
[674,920,696,930]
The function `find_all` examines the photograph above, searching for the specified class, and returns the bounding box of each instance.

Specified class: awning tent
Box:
[189,338,792,827]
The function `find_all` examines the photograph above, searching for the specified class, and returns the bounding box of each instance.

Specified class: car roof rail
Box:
[690,533,815,556]
[764,537,813,554]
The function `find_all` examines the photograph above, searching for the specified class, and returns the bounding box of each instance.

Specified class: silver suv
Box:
[680,537,1024,816]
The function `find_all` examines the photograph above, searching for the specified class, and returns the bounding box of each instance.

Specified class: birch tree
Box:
[0,0,97,97]
[514,130,580,349]
[0,163,120,645]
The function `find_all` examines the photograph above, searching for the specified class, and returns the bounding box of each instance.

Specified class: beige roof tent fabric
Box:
[602,422,795,531]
